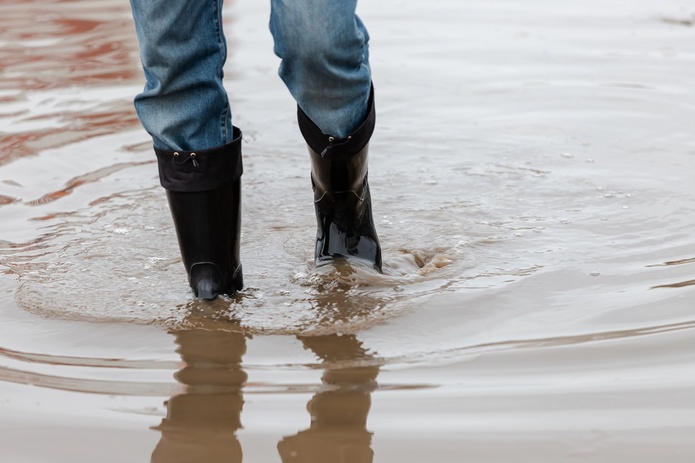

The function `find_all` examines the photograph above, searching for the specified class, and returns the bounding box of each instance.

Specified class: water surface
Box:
[1,0,694,461]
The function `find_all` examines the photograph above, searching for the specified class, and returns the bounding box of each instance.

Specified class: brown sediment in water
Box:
[0,0,141,164]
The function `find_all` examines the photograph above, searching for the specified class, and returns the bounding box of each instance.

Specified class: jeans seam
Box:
[213,0,229,144]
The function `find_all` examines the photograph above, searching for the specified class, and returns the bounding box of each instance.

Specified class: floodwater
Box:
[1,0,694,461]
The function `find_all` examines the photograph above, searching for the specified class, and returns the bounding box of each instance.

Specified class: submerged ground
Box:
[1,0,694,461]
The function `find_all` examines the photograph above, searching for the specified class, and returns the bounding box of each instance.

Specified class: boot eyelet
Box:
[173,152,180,157]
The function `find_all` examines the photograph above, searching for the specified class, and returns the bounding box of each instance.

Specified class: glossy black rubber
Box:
[309,146,381,272]
[155,128,243,299]
[298,89,382,272]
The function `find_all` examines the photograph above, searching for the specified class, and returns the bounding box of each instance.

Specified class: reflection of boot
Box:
[154,127,244,299]
[298,89,382,272]
[151,328,247,463]
[278,335,378,463]
[152,392,244,463]
[301,335,378,428]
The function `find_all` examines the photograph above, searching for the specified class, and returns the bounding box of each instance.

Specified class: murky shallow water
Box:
[1,0,695,461]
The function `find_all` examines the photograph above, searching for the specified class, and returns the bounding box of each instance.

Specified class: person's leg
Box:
[269,0,372,139]
[129,0,243,298]
[129,0,232,151]
[270,0,382,271]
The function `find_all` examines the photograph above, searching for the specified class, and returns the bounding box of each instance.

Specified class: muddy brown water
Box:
[1,0,695,461]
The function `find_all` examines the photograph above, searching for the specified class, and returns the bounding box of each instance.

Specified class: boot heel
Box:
[190,263,225,300]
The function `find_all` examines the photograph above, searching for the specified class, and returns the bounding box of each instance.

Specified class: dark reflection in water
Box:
[151,327,247,463]
[278,335,377,463]
[152,322,378,463]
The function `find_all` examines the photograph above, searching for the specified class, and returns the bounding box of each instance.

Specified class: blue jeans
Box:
[129,0,372,151]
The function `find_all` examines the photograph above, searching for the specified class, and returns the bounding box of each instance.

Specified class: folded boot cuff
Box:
[297,86,375,160]
[155,127,243,193]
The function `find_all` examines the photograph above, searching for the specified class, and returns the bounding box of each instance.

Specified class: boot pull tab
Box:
[320,136,352,157]
[172,151,199,167]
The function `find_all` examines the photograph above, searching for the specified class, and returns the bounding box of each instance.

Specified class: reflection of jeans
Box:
[129,0,372,151]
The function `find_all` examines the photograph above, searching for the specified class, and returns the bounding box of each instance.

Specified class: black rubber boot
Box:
[154,127,244,300]
[297,88,382,272]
